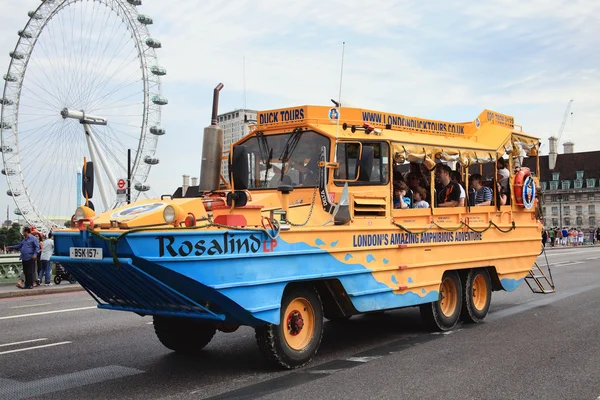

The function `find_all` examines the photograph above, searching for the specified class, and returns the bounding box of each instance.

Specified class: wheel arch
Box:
[283,279,357,320]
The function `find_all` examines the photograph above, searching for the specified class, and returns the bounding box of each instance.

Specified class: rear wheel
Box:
[460,269,492,323]
[153,316,216,354]
[256,285,323,369]
[420,271,462,331]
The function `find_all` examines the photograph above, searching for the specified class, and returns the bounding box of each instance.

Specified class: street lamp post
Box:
[558,194,563,228]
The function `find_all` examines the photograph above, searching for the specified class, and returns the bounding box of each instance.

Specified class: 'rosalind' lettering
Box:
[157,232,261,257]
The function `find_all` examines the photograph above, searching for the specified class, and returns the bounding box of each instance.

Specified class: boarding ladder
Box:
[524,248,555,294]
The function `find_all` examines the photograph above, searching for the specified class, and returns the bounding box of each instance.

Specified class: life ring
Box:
[513,167,536,209]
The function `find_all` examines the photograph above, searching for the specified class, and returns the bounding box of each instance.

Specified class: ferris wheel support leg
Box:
[85,127,119,191]
[84,125,110,211]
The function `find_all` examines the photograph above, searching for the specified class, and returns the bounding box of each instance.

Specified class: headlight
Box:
[75,206,95,220]
[163,205,177,224]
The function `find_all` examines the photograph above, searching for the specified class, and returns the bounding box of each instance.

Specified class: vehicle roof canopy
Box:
[251,105,540,164]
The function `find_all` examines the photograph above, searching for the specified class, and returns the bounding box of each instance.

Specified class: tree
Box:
[0,227,8,248]
[6,224,22,246]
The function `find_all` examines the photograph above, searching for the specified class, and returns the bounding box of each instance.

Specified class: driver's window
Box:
[235,130,329,189]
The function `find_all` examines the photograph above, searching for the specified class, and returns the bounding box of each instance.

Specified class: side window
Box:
[335,142,389,185]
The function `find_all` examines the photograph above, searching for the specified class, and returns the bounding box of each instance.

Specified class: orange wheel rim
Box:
[283,297,314,351]
[472,274,488,311]
[440,278,457,317]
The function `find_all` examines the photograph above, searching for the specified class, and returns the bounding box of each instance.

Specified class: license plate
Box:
[69,247,103,260]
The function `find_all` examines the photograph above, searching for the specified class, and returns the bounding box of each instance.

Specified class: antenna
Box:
[243,55,247,110]
[334,42,345,161]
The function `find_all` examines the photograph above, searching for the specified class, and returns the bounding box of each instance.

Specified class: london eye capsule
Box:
[9,51,25,60]
[7,190,21,197]
[145,38,161,49]
[137,14,153,25]
[14,208,27,216]
[18,30,33,38]
[150,65,167,76]
[127,0,142,5]
[3,74,18,82]
[27,11,43,20]
[0,98,14,106]
[149,126,165,135]
[152,95,168,105]
[134,183,150,192]
[0,121,12,130]
[1,168,16,176]
[0,146,13,153]
[144,156,159,165]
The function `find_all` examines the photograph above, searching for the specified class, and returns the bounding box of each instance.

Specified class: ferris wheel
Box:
[0,0,167,232]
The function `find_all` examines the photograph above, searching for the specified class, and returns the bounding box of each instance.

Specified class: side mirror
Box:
[82,161,94,199]
[357,146,374,182]
[230,145,249,190]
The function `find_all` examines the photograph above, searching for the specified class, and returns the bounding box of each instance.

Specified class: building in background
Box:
[534,139,600,231]
[218,109,257,182]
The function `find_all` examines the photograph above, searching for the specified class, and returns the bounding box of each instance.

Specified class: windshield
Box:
[233,130,330,189]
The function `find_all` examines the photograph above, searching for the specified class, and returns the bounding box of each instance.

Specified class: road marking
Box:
[10,303,52,309]
[585,257,600,260]
[0,306,96,321]
[346,356,382,363]
[0,338,47,348]
[0,341,71,355]
[0,365,144,400]
[550,261,584,267]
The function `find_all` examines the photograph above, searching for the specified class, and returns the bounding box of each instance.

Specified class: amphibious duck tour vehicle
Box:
[53,86,547,369]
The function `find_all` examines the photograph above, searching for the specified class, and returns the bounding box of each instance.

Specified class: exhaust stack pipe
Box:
[199,83,224,191]
[211,83,224,126]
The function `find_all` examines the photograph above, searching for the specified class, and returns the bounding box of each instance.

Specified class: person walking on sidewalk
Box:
[38,232,54,286]
[8,227,40,289]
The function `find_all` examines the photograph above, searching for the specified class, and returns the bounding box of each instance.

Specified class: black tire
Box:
[153,316,216,354]
[460,269,492,323]
[255,285,324,369]
[420,271,462,331]
[68,277,77,284]
[53,276,62,285]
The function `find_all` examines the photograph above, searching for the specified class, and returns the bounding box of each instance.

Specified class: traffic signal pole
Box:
[127,149,131,204]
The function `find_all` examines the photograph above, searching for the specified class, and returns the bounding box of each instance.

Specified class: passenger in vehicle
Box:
[393,181,411,209]
[470,174,492,206]
[435,165,461,207]
[451,171,466,206]
[406,173,430,201]
[497,158,510,190]
[412,186,430,209]
[496,181,507,206]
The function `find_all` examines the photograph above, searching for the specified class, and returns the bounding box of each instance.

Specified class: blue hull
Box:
[53,230,439,326]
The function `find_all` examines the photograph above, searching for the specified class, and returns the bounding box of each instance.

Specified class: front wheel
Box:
[420,271,462,331]
[255,285,324,369]
[153,316,216,354]
[460,269,492,323]
[53,276,62,285]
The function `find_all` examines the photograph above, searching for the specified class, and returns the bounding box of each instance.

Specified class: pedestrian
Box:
[34,231,44,286]
[542,229,548,247]
[549,227,555,247]
[38,232,54,286]
[8,227,40,289]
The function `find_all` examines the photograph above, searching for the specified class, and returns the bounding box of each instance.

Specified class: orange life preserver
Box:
[513,167,531,207]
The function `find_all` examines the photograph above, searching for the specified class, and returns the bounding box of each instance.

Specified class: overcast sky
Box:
[0,0,598,222]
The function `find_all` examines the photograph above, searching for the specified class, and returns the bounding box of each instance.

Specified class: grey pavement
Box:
[0,246,599,399]
[0,281,84,299]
